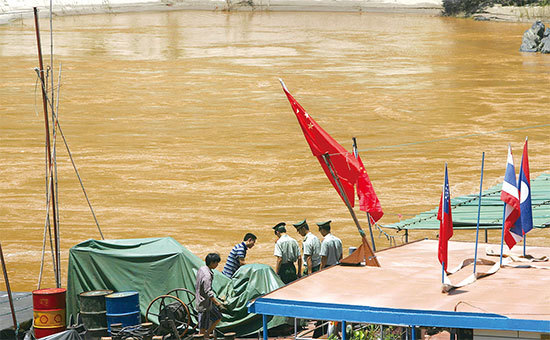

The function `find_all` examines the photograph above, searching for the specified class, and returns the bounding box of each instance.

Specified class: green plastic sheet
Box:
[383,173,550,230]
[66,237,288,336]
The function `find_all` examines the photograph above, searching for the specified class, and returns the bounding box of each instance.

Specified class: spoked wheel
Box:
[166,288,198,335]
[166,288,196,309]
[146,295,192,339]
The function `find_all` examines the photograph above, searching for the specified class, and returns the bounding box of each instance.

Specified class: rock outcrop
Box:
[520,20,547,53]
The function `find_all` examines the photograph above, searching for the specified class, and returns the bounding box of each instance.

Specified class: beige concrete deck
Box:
[262,239,550,321]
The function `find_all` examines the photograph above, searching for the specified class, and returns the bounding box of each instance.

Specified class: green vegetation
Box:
[338,324,405,340]
[442,0,540,16]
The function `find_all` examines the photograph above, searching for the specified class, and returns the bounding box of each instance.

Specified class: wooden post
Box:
[321,153,379,267]
[33,7,60,288]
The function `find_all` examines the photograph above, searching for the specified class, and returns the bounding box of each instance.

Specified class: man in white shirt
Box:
[273,222,300,284]
[293,219,321,277]
[317,220,343,269]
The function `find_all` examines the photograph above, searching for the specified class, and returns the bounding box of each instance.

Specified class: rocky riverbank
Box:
[1,0,550,25]
[1,0,442,25]
[472,4,550,22]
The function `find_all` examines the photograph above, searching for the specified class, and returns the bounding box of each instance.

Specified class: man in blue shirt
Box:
[222,233,257,278]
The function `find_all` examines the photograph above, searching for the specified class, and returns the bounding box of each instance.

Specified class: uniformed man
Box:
[317,220,343,269]
[293,219,321,277]
[273,222,300,284]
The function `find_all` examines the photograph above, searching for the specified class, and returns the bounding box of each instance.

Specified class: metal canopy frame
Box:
[248,298,550,335]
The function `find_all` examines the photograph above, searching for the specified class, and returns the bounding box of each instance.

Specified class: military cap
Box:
[316,220,332,230]
[272,222,286,232]
[292,219,308,230]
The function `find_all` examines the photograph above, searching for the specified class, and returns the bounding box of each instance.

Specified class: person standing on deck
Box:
[293,219,321,277]
[273,222,300,284]
[196,253,225,340]
[222,233,257,278]
[317,220,343,270]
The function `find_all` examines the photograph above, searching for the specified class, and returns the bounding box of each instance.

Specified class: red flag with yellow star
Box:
[356,154,384,223]
[280,80,360,206]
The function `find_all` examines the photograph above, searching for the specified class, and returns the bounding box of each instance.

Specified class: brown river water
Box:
[1,10,549,292]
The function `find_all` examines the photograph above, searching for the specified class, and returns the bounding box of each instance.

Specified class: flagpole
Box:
[473,152,485,275]
[522,136,529,257]
[441,261,445,284]
[352,137,376,252]
[499,204,506,267]
[321,153,380,267]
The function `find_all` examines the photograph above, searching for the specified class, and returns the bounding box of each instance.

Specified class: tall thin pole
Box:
[499,204,506,267]
[321,153,380,267]
[0,242,18,331]
[352,137,376,252]
[34,7,60,287]
[473,152,485,274]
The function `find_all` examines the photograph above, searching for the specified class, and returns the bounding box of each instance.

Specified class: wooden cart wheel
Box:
[146,295,192,339]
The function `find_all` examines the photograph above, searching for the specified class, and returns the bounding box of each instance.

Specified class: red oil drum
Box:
[32,288,67,338]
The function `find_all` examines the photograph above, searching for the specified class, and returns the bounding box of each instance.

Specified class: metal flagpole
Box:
[321,153,380,267]
[499,204,506,267]
[473,152,485,274]
[352,137,376,252]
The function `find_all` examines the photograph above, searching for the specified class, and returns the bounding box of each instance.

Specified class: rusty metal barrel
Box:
[79,289,113,338]
[32,288,66,338]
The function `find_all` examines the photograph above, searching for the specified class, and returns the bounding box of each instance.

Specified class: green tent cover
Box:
[383,173,550,231]
[66,237,288,336]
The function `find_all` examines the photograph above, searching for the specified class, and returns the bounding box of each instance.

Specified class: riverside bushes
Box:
[442,0,539,16]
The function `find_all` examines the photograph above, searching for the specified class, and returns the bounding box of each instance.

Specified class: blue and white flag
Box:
[518,138,533,236]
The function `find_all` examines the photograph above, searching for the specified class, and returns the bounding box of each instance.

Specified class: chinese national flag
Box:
[280,80,360,206]
[356,154,384,223]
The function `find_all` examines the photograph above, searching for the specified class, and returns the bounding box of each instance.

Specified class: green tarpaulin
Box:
[66,237,288,336]
[383,173,550,230]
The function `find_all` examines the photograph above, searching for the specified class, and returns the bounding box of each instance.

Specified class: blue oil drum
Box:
[105,291,140,332]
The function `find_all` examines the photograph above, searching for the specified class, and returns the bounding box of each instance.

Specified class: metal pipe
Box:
[341,321,347,340]
[262,314,268,340]
[321,153,380,267]
[473,152,485,274]
[0,242,17,330]
[352,137,376,252]
[33,7,60,288]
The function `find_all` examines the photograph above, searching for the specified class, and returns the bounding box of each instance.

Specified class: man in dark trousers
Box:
[273,222,300,284]
[293,219,321,277]
[318,220,343,269]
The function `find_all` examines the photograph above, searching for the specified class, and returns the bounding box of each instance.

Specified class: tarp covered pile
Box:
[66,237,288,336]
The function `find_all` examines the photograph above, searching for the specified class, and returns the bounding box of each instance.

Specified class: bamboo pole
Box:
[34,7,60,288]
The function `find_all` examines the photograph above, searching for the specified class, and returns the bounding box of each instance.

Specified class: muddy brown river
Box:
[0,10,549,291]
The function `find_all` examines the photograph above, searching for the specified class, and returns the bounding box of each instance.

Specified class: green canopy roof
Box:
[383,173,550,231]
